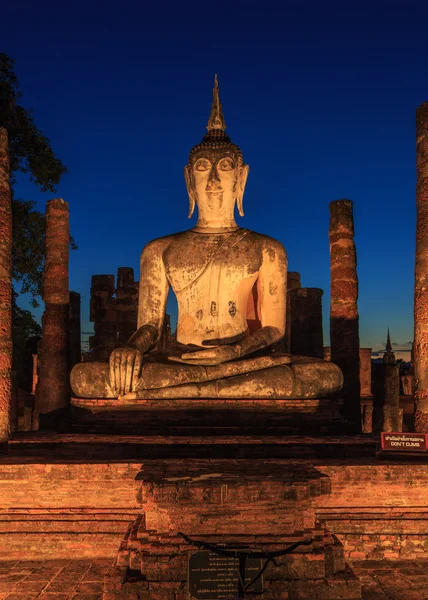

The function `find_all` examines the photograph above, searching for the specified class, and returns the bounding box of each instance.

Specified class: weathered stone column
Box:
[69,291,81,369]
[359,348,372,397]
[35,199,70,415]
[414,102,428,432]
[89,275,117,361]
[362,404,373,434]
[329,199,361,429]
[116,267,138,344]
[284,272,301,352]
[289,288,324,358]
[0,128,12,451]
[383,364,403,432]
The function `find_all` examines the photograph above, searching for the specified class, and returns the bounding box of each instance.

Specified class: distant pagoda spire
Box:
[207,74,226,131]
[386,328,392,352]
[383,327,396,364]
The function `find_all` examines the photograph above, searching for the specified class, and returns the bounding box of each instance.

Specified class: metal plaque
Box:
[188,550,263,600]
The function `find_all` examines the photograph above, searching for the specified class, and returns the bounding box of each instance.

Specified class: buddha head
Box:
[185,76,249,221]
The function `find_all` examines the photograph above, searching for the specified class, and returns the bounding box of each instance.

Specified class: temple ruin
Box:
[0,82,426,600]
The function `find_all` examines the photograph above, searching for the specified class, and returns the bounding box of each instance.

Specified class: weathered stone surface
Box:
[69,291,81,369]
[402,373,415,396]
[383,404,403,432]
[158,313,172,351]
[116,267,138,344]
[105,458,361,600]
[0,128,12,448]
[361,404,373,433]
[382,362,402,432]
[359,348,372,396]
[414,102,428,432]
[284,271,301,352]
[289,287,324,358]
[71,354,342,399]
[36,199,70,415]
[329,200,361,430]
[89,274,117,361]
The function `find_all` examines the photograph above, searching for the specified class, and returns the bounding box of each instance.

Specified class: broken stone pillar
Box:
[289,288,324,359]
[31,354,38,395]
[329,199,361,430]
[89,275,117,360]
[383,363,403,432]
[284,271,301,352]
[116,267,138,344]
[0,128,12,452]
[36,199,70,416]
[402,373,415,396]
[362,404,373,434]
[359,348,372,396]
[69,291,81,369]
[414,102,428,432]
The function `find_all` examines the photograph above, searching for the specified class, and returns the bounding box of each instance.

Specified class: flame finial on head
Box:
[188,76,242,160]
[207,75,226,131]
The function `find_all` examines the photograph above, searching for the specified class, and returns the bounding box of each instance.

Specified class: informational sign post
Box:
[188,550,263,600]
[381,432,427,452]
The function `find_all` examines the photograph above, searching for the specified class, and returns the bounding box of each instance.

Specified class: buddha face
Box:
[185,149,249,219]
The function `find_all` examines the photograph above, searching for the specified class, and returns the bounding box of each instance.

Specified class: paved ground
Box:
[354,560,428,600]
[0,558,427,599]
[0,559,108,599]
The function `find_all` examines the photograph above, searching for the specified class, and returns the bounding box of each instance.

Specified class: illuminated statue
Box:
[71,77,342,399]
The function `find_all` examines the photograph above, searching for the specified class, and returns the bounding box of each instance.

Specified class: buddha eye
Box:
[195,159,210,171]
[218,157,234,171]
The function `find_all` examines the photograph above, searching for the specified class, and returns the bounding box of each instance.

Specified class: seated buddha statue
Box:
[71,78,343,400]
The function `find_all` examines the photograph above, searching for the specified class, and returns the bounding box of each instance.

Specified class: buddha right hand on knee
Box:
[109,345,142,396]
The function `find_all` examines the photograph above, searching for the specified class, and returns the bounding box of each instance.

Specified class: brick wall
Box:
[0,458,427,561]
[316,463,428,560]
[0,463,141,559]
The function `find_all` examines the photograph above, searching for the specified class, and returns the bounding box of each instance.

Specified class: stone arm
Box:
[109,239,170,395]
[131,239,170,352]
[178,239,287,366]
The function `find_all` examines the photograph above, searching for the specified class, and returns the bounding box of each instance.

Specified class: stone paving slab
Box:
[354,559,428,599]
[0,560,109,599]
[0,559,427,599]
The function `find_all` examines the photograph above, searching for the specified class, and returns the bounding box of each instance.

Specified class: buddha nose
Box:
[206,165,222,191]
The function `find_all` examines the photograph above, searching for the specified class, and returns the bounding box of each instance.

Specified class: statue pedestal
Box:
[71,396,349,436]
[102,460,361,599]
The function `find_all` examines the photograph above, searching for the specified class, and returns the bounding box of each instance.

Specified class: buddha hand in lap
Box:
[70,77,343,400]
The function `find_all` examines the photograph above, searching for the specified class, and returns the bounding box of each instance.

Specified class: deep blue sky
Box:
[4,0,427,356]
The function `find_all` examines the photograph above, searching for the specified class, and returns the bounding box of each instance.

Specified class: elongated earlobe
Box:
[237,163,249,217]
[184,165,196,218]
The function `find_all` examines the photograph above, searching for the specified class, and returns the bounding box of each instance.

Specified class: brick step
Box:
[8,432,377,460]
[70,397,350,438]
[118,516,348,581]
[0,511,137,560]
[319,510,428,534]
[104,552,360,599]
[0,532,122,560]
[263,567,362,600]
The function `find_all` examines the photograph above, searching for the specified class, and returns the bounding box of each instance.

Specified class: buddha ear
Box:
[237,163,249,217]
[184,165,196,218]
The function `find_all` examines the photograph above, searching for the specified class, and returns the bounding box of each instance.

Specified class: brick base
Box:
[0,435,427,573]
[71,396,347,436]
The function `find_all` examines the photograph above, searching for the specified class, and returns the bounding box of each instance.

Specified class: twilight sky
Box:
[4,0,427,358]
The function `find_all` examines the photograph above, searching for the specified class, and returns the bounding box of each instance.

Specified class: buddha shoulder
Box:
[245,231,287,266]
[140,232,189,262]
